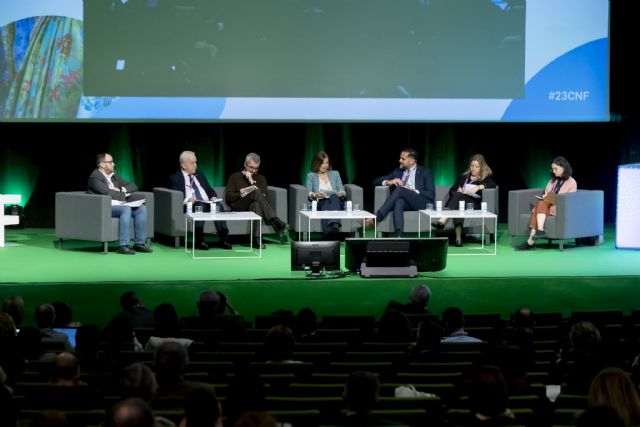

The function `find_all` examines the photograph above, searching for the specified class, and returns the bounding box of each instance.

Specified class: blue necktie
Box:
[190,175,205,201]
[402,170,410,186]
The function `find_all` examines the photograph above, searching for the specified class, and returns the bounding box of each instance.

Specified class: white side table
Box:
[299,210,377,241]
[185,211,262,259]
[1,194,21,248]
[418,209,498,255]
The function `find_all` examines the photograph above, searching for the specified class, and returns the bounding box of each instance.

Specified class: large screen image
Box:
[0,0,608,121]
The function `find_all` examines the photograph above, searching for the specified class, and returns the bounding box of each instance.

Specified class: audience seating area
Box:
[3,307,640,426]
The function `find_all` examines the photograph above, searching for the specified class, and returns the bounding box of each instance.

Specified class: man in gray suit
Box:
[87,153,152,255]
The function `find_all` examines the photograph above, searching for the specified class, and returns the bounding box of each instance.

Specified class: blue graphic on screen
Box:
[502,39,608,121]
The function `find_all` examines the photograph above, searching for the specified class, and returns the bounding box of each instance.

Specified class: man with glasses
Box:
[88,153,152,255]
[225,152,290,249]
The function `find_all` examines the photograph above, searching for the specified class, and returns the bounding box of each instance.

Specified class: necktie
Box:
[402,169,410,186]
[190,175,205,201]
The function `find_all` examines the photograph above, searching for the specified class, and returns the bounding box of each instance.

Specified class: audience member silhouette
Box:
[33,352,102,410]
[466,365,516,426]
[554,320,608,394]
[116,291,155,328]
[180,387,223,427]
[120,362,158,401]
[233,411,277,427]
[576,405,625,427]
[107,397,156,427]
[377,309,414,343]
[181,290,237,329]
[152,341,216,401]
[51,301,74,327]
[588,367,640,427]
[1,295,24,327]
[337,370,402,426]
[294,307,319,341]
[145,303,193,353]
[263,325,301,364]
[441,307,483,343]
[34,303,72,351]
[385,284,432,314]
[412,321,444,360]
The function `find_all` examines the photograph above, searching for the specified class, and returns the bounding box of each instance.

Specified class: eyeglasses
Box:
[245,164,259,171]
[102,160,114,164]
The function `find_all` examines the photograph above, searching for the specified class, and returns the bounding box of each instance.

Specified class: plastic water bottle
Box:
[186,201,193,214]
[311,200,318,211]
[346,201,352,212]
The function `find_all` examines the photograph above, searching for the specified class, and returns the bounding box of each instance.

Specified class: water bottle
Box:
[346,201,352,212]
[186,201,193,214]
[311,200,318,211]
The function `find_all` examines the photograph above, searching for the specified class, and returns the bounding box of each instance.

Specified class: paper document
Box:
[241,185,258,194]
[112,199,145,207]
[463,184,481,199]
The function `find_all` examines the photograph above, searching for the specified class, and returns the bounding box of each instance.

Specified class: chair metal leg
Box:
[558,240,564,251]
[59,238,63,250]
[103,242,109,253]
[174,236,180,248]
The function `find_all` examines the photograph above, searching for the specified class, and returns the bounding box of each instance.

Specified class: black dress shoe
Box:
[251,240,266,250]
[534,229,546,238]
[454,240,463,247]
[432,221,445,230]
[194,241,209,250]
[133,244,153,253]
[516,241,535,251]
[117,245,136,255]
[218,240,233,250]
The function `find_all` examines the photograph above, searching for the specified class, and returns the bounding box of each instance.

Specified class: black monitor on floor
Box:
[345,238,448,273]
[291,240,341,277]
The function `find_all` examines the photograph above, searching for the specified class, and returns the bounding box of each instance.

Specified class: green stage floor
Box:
[1,225,640,327]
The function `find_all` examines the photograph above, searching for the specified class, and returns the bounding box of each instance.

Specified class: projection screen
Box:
[0,0,609,122]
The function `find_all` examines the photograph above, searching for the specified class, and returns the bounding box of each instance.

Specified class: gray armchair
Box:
[55,191,154,253]
[508,188,604,251]
[154,186,288,247]
[288,184,364,237]
[373,185,499,241]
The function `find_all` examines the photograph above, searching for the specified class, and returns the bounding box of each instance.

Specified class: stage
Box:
[1,225,639,327]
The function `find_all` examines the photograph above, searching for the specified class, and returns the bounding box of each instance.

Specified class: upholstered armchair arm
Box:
[345,184,363,207]
[555,190,604,239]
[153,187,183,236]
[267,186,288,224]
[507,188,543,236]
[55,192,112,241]
[374,186,391,212]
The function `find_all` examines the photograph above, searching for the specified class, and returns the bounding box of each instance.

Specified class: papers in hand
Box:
[241,185,258,195]
[112,199,145,207]
[463,184,481,199]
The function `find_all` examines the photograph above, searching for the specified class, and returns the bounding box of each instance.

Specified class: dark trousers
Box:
[317,194,342,234]
[445,192,481,227]
[230,191,276,235]
[192,201,228,242]
[377,187,430,235]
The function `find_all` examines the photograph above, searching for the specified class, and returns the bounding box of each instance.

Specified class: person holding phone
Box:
[225,153,290,249]
[432,154,496,247]
[306,151,347,238]
[516,156,577,250]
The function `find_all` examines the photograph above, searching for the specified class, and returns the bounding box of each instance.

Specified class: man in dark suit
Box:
[87,153,152,255]
[168,151,231,250]
[368,148,435,237]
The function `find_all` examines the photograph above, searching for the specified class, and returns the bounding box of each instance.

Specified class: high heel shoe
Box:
[454,240,463,248]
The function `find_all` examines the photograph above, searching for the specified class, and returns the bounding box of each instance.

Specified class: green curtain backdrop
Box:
[300,123,325,184]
